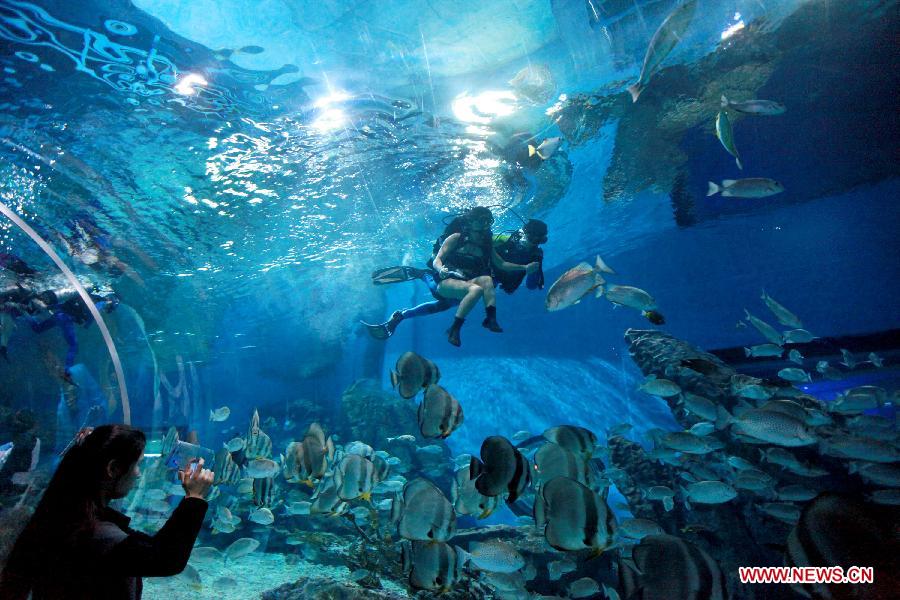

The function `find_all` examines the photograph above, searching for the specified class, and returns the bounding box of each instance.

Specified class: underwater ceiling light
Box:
[174,72,208,95]
[452,90,518,124]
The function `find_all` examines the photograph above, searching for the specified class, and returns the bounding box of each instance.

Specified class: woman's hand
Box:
[524,262,539,275]
[178,458,214,500]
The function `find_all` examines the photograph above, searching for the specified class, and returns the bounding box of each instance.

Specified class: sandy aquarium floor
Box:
[143,551,411,599]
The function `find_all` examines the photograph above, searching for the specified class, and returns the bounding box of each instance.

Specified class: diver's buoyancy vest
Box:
[434,232,493,279]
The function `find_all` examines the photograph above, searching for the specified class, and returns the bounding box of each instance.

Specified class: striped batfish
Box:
[252,476,275,508]
[451,466,500,520]
[391,478,456,542]
[244,409,272,460]
[213,446,241,485]
[619,534,726,600]
[533,442,590,487]
[400,540,466,592]
[534,476,616,553]
[418,384,464,439]
[542,425,597,460]
[784,494,898,600]
[283,422,334,486]
[335,453,380,501]
[469,436,531,503]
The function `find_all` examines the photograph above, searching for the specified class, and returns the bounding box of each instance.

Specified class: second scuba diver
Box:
[366,207,544,347]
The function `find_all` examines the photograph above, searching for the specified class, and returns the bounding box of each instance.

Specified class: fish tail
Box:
[736,156,743,170]
[389,370,398,389]
[706,181,720,196]
[721,94,729,108]
[627,82,642,103]
[744,347,752,357]
[715,405,733,431]
[528,144,536,157]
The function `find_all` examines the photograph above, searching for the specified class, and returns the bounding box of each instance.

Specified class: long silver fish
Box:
[627,0,698,102]
[707,178,784,198]
[761,289,802,328]
[715,110,742,170]
[721,95,786,116]
[742,309,784,345]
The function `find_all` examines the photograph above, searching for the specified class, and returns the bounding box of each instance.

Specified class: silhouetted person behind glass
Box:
[0,424,213,600]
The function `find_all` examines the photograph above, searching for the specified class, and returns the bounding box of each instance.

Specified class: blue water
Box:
[0,0,897,597]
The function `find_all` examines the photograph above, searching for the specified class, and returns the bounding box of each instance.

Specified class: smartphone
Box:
[165,440,214,471]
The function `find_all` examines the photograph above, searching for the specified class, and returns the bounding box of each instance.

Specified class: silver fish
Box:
[745,343,784,358]
[209,406,231,422]
[788,349,804,364]
[742,309,784,345]
[707,178,784,198]
[528,136,561,160]
[715,110,742,170]
[627,0,698,102]
[760,290,802,328]
[682,481,737,506]
[718,407,816,447]
[224,537,260,563]
[463,540,524,574]
[783,329,816,344]
[721,95,786,116]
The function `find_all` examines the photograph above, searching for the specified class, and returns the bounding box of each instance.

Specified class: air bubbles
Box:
[104,20,138,36]
[14,51,38,63]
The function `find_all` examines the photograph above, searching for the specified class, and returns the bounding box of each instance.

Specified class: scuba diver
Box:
[366,207,541,347]
[25,287,118,383]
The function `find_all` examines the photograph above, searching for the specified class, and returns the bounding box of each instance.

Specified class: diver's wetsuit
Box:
[492,232,544,293]
[367,232,542,337]
[28,295,115,372]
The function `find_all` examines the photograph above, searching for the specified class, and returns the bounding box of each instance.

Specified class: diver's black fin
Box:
[360,320,392,340]
[371,266,429,285]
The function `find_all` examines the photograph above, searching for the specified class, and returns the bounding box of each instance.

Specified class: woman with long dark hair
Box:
[0,424,213,599]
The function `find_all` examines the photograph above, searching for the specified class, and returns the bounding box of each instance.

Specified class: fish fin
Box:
[706,181,720,196]
[721,94,729,108]
[722,179,737,187]
[627,83,642,103]
[595,285,604,299]
[528,145,536,157]
[715,405,733,431]
[469,457,483,479]
[736,157,743,170]
[663,496,674,512]
[209,410,214,421]
[389,371,398,389]
[744,347,751,357]
[594,255,615,274]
